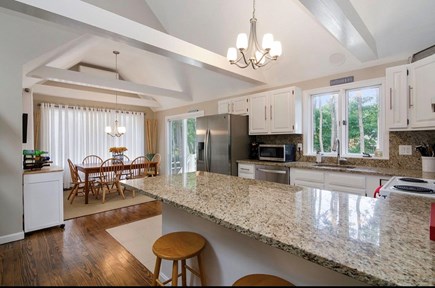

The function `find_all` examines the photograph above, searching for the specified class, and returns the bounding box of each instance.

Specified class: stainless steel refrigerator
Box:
[196,114,250,176]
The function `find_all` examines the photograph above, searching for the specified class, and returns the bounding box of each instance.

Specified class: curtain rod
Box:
[37,103,145,115]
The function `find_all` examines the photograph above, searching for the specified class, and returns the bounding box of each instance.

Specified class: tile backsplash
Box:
[254,130,435,170]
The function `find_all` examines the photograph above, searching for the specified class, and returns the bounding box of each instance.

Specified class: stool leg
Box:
[197,254,206,286]
[153,257,162,286]
[181,259,187,286]
[172,260,178,286]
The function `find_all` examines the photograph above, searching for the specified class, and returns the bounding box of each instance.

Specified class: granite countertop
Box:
[237,159,435,179]
[123,172,434,286]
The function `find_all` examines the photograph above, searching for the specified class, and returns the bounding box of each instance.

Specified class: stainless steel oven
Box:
[255,165,290,184]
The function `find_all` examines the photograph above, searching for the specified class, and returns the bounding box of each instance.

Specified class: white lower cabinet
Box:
[238,163,255,179]
[23,169,64,233]
[290,168,324,189]
[290,168,390,197]
[324,172,366,196]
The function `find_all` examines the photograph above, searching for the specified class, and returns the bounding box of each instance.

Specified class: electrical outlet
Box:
[399,145,412,155]
[297,143,303,151]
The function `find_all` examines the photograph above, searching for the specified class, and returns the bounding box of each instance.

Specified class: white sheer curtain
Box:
[40,103,145,188]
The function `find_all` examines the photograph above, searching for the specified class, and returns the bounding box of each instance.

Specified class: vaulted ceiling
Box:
[3,0,435,111]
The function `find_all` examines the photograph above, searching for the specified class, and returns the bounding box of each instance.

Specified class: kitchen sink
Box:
[313,163,356,169]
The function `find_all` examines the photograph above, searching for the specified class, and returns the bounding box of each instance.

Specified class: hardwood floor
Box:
[0,200,162,286]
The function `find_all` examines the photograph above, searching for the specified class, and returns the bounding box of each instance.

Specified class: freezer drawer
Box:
[255,165,289,184]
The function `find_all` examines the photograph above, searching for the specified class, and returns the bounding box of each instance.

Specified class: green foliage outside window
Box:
[347,87,379,154]
[312,85,380,155]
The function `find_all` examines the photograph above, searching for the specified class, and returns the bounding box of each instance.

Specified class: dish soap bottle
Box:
[316,151,322,163]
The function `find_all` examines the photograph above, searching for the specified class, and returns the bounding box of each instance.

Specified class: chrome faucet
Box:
[332,138,347,165]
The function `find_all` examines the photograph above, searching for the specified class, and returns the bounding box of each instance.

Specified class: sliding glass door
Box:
[167,111,203,175]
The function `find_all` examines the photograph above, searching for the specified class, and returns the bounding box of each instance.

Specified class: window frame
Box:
[303,77,388,159]
[165,110,204,175]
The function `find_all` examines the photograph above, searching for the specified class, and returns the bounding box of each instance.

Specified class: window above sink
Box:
[303,78,389,160]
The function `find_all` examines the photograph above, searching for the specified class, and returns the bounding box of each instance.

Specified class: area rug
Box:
[63,188,156,220]
[106,215,162,271]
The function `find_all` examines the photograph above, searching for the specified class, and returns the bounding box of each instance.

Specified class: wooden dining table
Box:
[76,160,158,204]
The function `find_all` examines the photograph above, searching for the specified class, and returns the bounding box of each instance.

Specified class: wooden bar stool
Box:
[233,274,294,286]
[152,231,206,286]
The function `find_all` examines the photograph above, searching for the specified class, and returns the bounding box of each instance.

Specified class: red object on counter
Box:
[373,185,382,198]
[431,203,435,241]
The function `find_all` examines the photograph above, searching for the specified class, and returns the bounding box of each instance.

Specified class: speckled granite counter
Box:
[237,159,435,179]
[123,172,434,286]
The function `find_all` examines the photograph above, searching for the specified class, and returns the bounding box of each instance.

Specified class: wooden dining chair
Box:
[122,156,150,197]
[67,158,96,204]
[127,156,150,180]
[97,158,126,203]
[119,154,131,181]
[147,153,161,176]
[81,154,103,180]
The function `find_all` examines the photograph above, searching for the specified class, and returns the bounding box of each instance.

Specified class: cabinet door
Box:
[231,96,249,115]
[218,99,231,114]
[324,172,366,196]
[270,89,293,133]
[290,168,324,186]
[249,93,269,134]
[385,64,409,129]
[409,54,435,128]
[23,171,64,232]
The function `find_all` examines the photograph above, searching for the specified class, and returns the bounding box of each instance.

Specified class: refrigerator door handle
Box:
[204,129,209,171]
[206,129,211,171]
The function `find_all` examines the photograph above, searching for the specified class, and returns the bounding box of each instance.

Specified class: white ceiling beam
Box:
[32,84,160,108]
[299,0,378,62]
[8,0,266,85]
[27,66,189,100]
[22,35,101,89]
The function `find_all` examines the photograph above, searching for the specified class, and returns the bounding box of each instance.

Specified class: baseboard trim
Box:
[0,231,25,245]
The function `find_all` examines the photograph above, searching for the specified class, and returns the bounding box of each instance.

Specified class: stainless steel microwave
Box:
[258,144,296,162]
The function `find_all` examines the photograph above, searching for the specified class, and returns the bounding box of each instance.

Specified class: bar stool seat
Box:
[233,274,294,286]
[152,231,206,286]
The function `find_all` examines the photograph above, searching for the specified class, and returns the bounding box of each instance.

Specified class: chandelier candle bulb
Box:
[262,33,273,49]
[237,33,248,49]
[227,48,237,61]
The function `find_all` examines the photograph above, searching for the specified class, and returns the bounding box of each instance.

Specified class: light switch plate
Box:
[399,145,412,155]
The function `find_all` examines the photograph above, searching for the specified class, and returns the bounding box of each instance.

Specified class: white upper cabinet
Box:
[385,64,409,129]
[249,92,269,134]
[249,87,302,135]
[409,54,435,128]
[218,96,249,115]
[385,53,435,130]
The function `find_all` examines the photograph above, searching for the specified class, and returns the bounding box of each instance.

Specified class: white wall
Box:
[0,8,79,244]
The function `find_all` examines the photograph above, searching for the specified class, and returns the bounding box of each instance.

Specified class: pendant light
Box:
[105,50,126,137]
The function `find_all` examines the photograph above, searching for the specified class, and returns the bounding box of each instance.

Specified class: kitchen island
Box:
[123,171,434,286]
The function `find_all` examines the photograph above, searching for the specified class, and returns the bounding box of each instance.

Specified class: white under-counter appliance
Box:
[379,176,435,198]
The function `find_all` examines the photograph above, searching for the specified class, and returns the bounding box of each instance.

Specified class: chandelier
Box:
[227,0,282,69]
[105,50,126,137]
